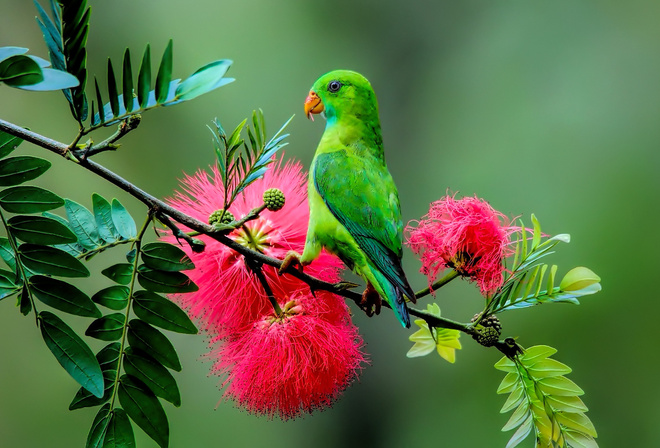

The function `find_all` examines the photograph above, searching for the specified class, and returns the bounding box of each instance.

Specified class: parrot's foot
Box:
[359,282,382,317]
[279,251,304,275]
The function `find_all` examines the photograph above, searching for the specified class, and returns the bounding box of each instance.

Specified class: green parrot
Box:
[282,69,416,328]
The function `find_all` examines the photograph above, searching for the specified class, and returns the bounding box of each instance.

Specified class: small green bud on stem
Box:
[209,209,235,225]
[263,188,285,211]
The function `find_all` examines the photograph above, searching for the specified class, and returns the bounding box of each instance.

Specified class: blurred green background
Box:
[1,0,659,446]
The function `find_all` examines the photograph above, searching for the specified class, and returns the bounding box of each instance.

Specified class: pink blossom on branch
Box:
[405,194,519,296]
[212,290,365,420]
[165,156,343,337]
[165,155,365,419]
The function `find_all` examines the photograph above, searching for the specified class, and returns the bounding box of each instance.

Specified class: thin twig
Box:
[414,269,461,300]
[246,258,283,316]
[77,115,142,159]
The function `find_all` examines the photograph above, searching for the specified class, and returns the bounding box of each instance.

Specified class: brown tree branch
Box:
[0,117,480,338]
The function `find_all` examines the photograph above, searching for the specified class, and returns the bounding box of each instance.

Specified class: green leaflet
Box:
[102,263,134,285]
[86,403,111,448]
[0,47,79,91]
[103,408,136,448]
[175,59,233,101]
[124,347,181,406]
[0,268,20,300]
[92,193,121,243]
[127,319,181,371]
[38,311,104,398]
[0,186,64,213]
[118,375,169,448]
[85,313,125,341]
[0,129,23,159]
[7,215,77,245]
[29,275,100,317]
[140,242,194,272]
[495,345,598,448]
[19,285,31,315]
[0,156,51,186]
[65,199,103,249]
[122,48,134,112]
[19,243,90,277]
[111,199,136,240]
[137,265,198,293]
[155,40,173,104]
[0,237,17,271]
[137,44,151,108]
[107,58,120,117]
[0,54,43,85]
[406,304,461,363]
[132,290,197,334]
[70,343,120,410]
[92,285,130,310]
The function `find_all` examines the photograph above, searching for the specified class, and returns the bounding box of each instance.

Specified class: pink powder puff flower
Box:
[405,194,519,296]
[165,156,344,338]
[213,290,365,420]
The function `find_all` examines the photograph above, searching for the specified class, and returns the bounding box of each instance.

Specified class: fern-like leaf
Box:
[34,0,90,122]
[210,111,292,213]
[90,42,233,128]
[495,345,598,448]
[485,215,600,315]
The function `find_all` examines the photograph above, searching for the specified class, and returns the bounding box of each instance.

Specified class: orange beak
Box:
[304,91,324,121]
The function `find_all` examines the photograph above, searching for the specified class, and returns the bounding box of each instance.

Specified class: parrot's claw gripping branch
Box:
[359,282,382,317]
[279,251,304,275]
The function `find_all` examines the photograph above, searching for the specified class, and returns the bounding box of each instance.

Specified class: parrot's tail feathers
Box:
[372,268,411,328]
[394,286,411,328]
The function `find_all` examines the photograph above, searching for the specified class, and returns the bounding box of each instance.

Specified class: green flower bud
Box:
[263,188,285,212]
[208,209,234,225]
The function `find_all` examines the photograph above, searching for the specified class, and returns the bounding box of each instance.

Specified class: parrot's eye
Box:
[327,80,342,93]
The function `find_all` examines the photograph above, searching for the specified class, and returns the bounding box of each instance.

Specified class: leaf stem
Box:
[0,208,38,324]
[107,213,152,410]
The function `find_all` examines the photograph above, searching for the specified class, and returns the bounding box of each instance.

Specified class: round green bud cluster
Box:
[480,314,502,333]
[263,188,285,211]
[208,209,234,225]
[471,313,502,347]
[475,327,500,347]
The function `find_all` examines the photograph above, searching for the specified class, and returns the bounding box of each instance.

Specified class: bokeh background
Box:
[1,0,659,446]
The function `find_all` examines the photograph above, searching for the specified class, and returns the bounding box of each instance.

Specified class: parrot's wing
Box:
[313,150,416,302]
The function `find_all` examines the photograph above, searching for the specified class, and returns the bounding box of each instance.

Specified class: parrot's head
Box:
[304,70,379,124]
